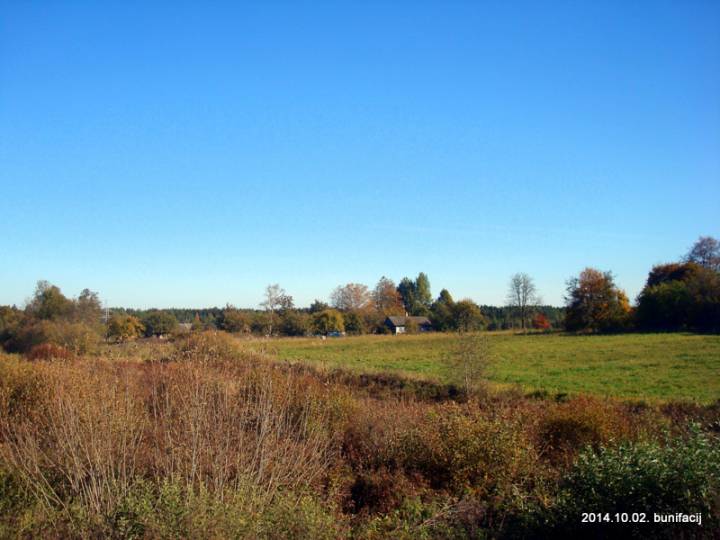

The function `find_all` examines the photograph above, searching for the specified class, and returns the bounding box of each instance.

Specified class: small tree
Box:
[453,299,487,332]
[260,284,293,336]
[279,310,309,336]
[107,314,144,342]
[142,310,178,337]
[312,309,345,335]
[220,305,250,333]
[451,332,490,397]
[532,312,551,330]
[343,311,366,334]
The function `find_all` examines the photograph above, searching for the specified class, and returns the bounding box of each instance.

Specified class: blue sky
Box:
[1,1,718,308]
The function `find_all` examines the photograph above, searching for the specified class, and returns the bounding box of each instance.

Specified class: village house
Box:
[384,315,433,334]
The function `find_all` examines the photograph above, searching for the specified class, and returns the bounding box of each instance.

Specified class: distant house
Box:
[177,323,193,333]
[385,316,433,334]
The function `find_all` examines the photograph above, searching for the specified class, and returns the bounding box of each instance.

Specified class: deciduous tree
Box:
[330,283,370,311]
[142,310,178,337]
[311,309,345,335]
[27,281,73,321]
[454,299,487,332]
[685,236,720,271]
[260,284,293,336]
[532,313,551,330]
[397,273,432,316]
[220,305,250,333]
[506,273,540,330]
[430,289,456,331]
[107,314,144,342]
[372,276,404,316]
[564,268,630,332]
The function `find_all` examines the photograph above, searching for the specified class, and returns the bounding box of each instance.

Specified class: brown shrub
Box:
[660,400,720,434]
[0,354,46,425]
[14,320,101,355]
[536,396,636,465]
[170,330,249,363]
[347,467,422,514]
[26,343,73,361]
[0,356,339,524]
[398,402,540,496]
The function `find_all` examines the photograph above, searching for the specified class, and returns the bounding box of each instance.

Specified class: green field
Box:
[264,332,720,403]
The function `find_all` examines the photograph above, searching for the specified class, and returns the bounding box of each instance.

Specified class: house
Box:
[385,316,433,334]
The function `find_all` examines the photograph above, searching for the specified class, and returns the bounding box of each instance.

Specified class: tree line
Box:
[0,236,718,353]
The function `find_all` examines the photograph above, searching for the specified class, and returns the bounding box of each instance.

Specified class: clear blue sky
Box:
[1,1,718,309]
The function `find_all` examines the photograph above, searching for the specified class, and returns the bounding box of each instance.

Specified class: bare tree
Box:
[685,236,720,271]
[506,273,541,330]
[260,284,293,336]
[330,283,370,311]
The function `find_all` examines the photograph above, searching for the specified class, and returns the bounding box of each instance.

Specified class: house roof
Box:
[386,316,432,327]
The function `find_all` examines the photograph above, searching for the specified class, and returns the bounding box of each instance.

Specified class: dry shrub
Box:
[0,353,338,531]
[536,396,637,465]
[26,343,73,361]
[339,398,542,518]
[14,320,101,355]
[143,360,334,499]
[0,360,146,518]
[398,402,539,496]
[660,400,720,434]
[0,354,46,424]
[348,467,422,515]
[170,330,249,363]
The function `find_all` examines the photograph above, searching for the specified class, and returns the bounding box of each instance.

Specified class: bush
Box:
[171,330,247,363]
[280,310,310,336]
[399,404,538,497]
[142,310,178,337]
[536,397,635,465]
[636,262,720,333]
[0,353,46,421]
[14,320,101,355]
[545,426,720,537]
[26,343,73,361]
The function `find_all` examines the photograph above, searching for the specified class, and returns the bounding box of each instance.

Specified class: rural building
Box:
[385,316,433,334]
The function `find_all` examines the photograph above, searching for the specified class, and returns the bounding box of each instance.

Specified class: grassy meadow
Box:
[265,332,720,403]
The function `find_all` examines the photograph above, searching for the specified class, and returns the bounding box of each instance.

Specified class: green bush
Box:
[544,425,720,538]
[108,480,344,540]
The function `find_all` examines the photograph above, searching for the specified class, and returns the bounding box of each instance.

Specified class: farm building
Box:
[385,316,433,334]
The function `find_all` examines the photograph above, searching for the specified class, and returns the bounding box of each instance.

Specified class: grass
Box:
[263,332,720,403]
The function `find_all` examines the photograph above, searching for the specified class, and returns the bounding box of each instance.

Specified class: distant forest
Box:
[115,305,566,331]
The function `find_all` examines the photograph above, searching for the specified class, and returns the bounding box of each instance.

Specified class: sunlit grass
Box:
[264,332,720,403]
